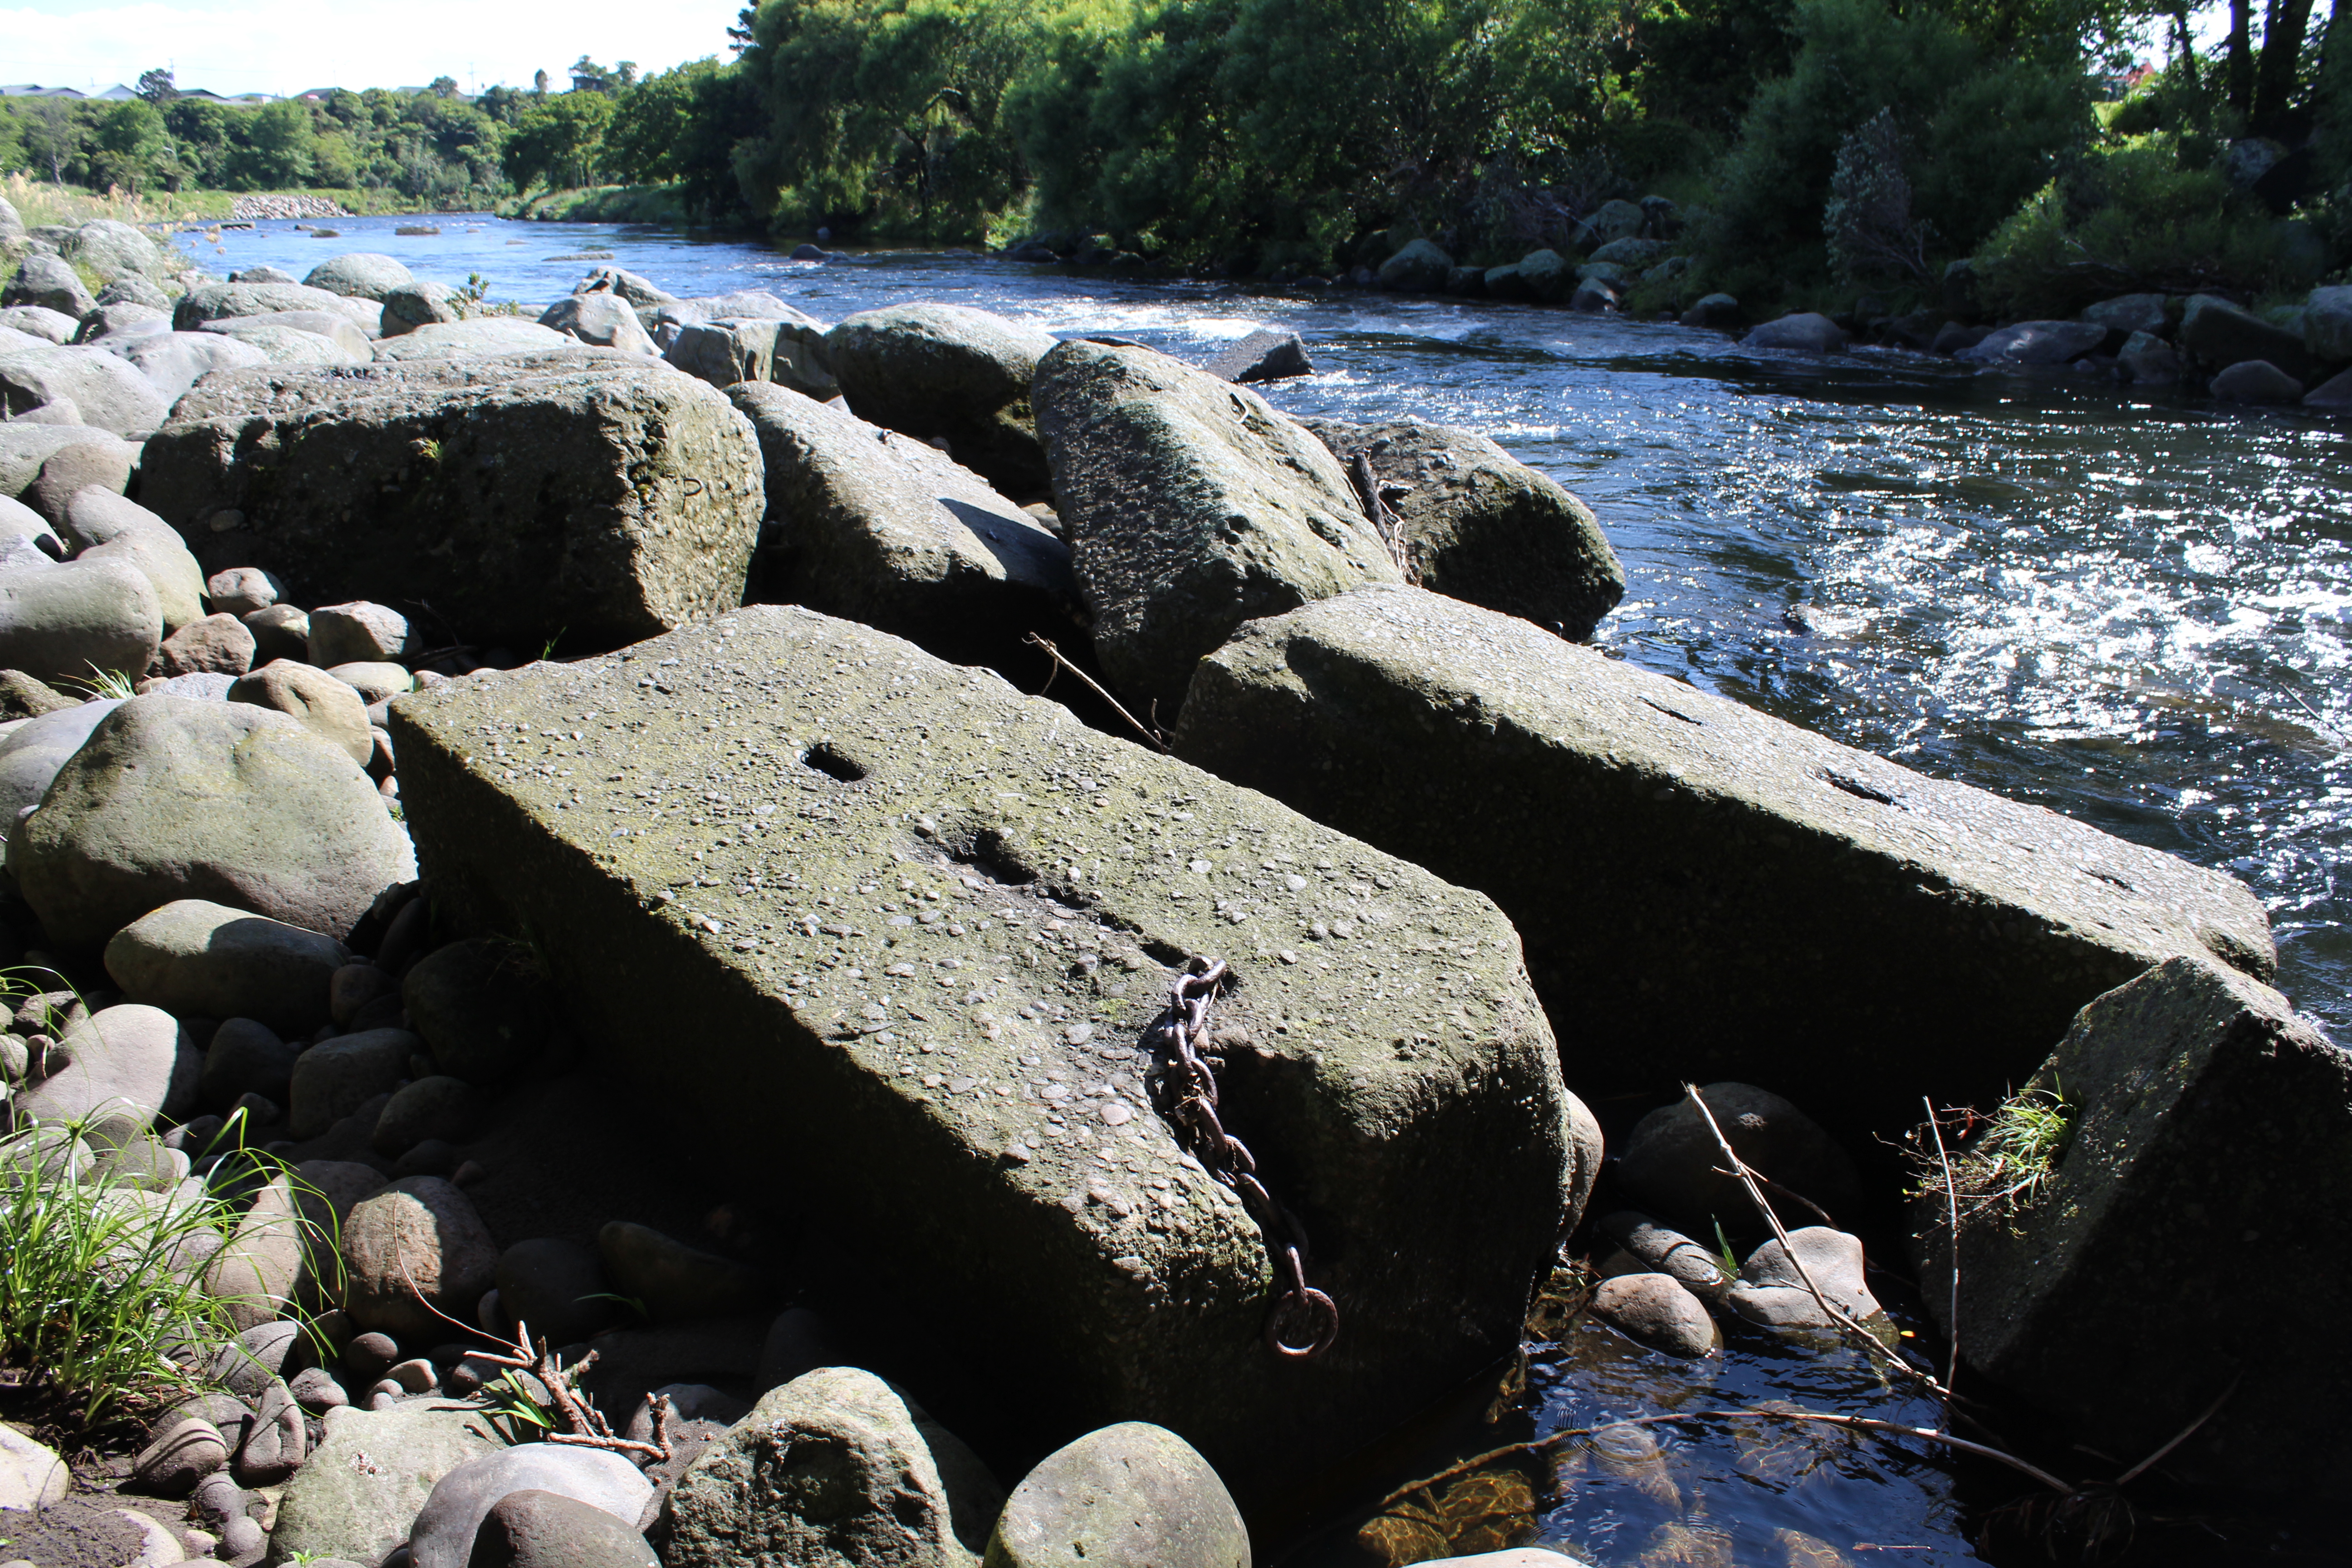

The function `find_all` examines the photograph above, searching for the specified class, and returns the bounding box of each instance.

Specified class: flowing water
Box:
[194,216,2351,1566]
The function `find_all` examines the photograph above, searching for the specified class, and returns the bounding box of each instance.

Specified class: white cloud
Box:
[0,0,743,98]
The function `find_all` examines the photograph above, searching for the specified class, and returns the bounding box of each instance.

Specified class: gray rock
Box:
[0,698,123,827]
[20,440,132,535]
[2305,366,2352,407]
[372,1076,488,1158]
[307,601,413,665]
[1576,199,1646,249]
[265,1402,503,1568]
[244,605,310,663]
[1514,248,1571,302]
[372,319,574,360]
[225,660,375,765]
[73,302,168,343]
[1203,327,1312,384]
[1743,313,1847,353]
[382,281,461,337]
[138,353,764,653]
[1616,1083,1859,1239]
[2120,330,2181,384]
[329,962,396,1027]
[288,1027,422,1139]
[2,304,81,345]
[1589,235,1666,268]
[726,383,1081,671]
[341,1175,500,1336]
[1589,1273,1720,1358]
[202,1171,303,1327]
[303,254,412,303]
[571,1318,768,1421]
[327,661,411,705]
[754,1307,840,1393]
[62,487,207,631]
[6,696,414,951]
[11,1003,198,1126]
[539,294,658,357]
[2180,292,2313,380]
[1377,239,1453,292]
[2080,293,2168,339]
[1910,954,2352,1493]
[1956,319,2108,366]
[133,1415,229,1496]
[5,254,97,318]
[200,1018,299,1109]
[473,1488,662,1568]
[983,1421,1244,1568]
[390,604,1582,1500]
[664,315,836,399]
[1727,1225,1884,1333]
[660,1367,1001,1568]
[173,281,353,330]
[823,303,1058,495]
[1033,338,1399,711]
[108,329,272,410]
[97,274,171,312]
[407,1446,652,1568]
[62,220,168,284]
[1170,585,2276,1135]
[104,898,349,1035]
[1301,416,1623,641]
[0,1422,66,1511]
[2210,358,2303,403]
[1598,1213,1731,1302]
[2303,283,2352,363]
[154,612,256,677]
[233,1375,309,1485]
[206,567,283,617]
[402,939,552,1083]
[596,1220,764,1324]
[199,310,372,361]
[495,1237,622,1345]
[0,424,125,500]
[288,1365,349,1414]
[0,344,172,438]
[573,268,675,309]
[624,1382,748,1443]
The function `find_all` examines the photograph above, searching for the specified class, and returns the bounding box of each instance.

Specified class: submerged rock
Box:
[1742,313,1846,353]
[391,604,1582,1499]
[1589,1273,1719,1359]
[1956,320,2107,365]
[1171,586,2275,1136]
[1910,954,2352,1494]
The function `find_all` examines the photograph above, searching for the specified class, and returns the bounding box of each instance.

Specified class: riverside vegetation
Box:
[0,204,2342,1565]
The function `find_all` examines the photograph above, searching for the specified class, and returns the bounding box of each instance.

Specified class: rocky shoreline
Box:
[0,197,2343,1568]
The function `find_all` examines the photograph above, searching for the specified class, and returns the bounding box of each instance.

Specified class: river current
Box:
[191,216,2348,1566]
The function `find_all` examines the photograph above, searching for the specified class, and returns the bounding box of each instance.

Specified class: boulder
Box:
[200,310,372,361]
[382,281,461,337]
[5,253,96,318]
[327,661,412,704]
[104,898,349,1035]
[2080,294,2168,339]
[1588,236,1666,268]
[2303,283,2352,363]
[495,1237,622,1344]
[402,937,553,1083]
[133,1415,230,1496]
[154,612,256,678]
[234,1374,309,1485]
[11,1003,199,1127]
[726,383,1082,671]
[28,439,134,531]
[1576,199,1646,249]
[540,294,658,357]
[0,554,158,693]
[303,254,412,302]
[1203,327,1312,384]
[371,1075,487,1157]
[389,604,1583,1500]
[6,696,415,951]
[1955,320,2109,365]
[340,1175,500,1336]
[2305,366,2352,407]
[2120,331,2182,385]
[668,317,837,398]
[2211,358,2303,403]
[1300,416,1623,640]
[1588,1273,1719,1358]
[1743,313,1847,353]
[307,601,413,665]
[200,1017,300,1109]
[1377,239,1453,292]
[0,667,76,719]
[98,274,171,311]
[3,304,78,345]
[1031,338,1399,712]
[0,697,122,825]
[1911,955,2352,1493]
[1614,1083,1859,1239]
[574,267,676,308]
[1515,249,1571,302]
[475,1488,662,1568]
[406,1446,653,1568]
[660,1367,1001,1568]
[288,1027,421,1139]
[207,567,283,617]
[246,605,311,662]
[1728,1225,1884,1334]
[173,281,353,330]
[372,320,575,360]
[0,344,172,438]
[1169,585,2275,1136]
[62,220,167,284]
[2179,293,2313,380]
[1679,294,1741,330]
[74,301,168,343]
[823,304,1058,495]
[62,488,208,632]
[0,424,125,500]
[596,1220,764,1324]
[229,659,375,765]
[139,353,764,653]
[983,1422,1245,1568]
[265,1402,503,1568]
[103,328,271,411]
[1483,265,1530,301]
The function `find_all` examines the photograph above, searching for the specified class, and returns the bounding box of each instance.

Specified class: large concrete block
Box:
[135,351,764,652]
[390,604,1580,1500]
[1172,585,2274,1136]
[1911,956,2351,1494]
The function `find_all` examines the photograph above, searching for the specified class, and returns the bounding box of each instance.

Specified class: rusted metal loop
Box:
[1266,1286,1340,1358]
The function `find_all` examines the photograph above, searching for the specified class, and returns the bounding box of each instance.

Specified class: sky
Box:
[0,0,745,98]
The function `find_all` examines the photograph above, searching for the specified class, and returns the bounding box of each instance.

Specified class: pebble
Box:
[1589,1273,1720,1359]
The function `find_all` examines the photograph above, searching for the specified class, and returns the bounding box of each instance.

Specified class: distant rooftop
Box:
[0,80,475,105]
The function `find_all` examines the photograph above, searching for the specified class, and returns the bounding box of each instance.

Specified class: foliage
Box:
[1824,106,1929,283]
[1923,1084,2075,1224]
[502,91,616,192]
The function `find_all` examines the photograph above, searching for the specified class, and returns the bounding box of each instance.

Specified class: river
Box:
[189,214,2347,1568]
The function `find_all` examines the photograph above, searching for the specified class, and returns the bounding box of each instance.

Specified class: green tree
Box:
[92,99,171,191]
[606,58,727,182]
[136,67,177,104]
[233,98,321,187]
[502,90,615,189]
[20,96,83,184]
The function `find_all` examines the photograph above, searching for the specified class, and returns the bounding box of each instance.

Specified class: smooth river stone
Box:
[389,603,1584,1504]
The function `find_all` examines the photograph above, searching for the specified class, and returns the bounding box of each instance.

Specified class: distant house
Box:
[569,65,611,94]
[92,83,137,100]
[0,83,88,98]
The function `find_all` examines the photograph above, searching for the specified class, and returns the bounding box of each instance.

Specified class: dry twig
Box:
[1922,1093,1963,1418]
[1024,633,1167,753]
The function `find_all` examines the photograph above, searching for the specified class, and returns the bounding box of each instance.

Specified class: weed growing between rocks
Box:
[1915,1083,2076,1226]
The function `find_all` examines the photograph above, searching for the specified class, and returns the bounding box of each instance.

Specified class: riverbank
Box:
[1,178,465,234]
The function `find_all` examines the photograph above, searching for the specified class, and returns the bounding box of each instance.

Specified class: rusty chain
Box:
[1147,956,1338,1359]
